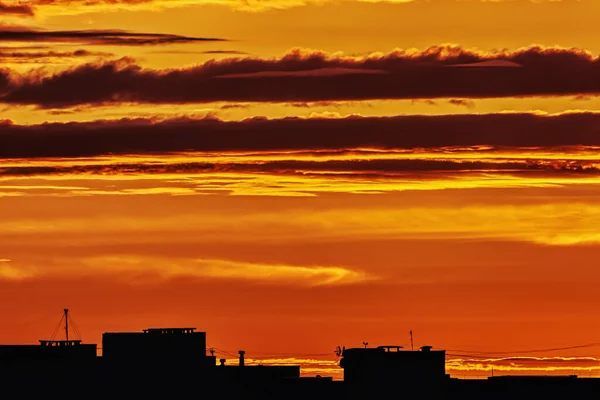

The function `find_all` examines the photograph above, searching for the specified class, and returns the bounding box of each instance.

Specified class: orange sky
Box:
[1,0,600,378]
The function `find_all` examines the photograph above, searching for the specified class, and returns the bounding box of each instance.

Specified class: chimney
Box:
[421,346,432,352]
[219,358,226,366]
[238,350,245,367]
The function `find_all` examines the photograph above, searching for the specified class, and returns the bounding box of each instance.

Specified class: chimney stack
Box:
[238,350,245,367]
[219,358,226,366]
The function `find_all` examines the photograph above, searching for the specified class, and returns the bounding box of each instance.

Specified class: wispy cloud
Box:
[0,256,372,285]
[0,0,576,17]
[0,27,225,46]
[0,49,112,60]
[0,258,31,280]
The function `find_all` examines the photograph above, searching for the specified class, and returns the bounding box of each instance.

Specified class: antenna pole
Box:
[64,309,69,342]
[410,330,414,351]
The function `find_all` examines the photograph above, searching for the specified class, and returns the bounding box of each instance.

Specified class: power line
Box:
[243,352,333,357]
[206,346,334,359]
[68,312,83,341]
[48,311,65,341]
[206,345,238,358]
[444,343,600,355]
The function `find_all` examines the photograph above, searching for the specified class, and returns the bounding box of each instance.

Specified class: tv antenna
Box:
[334,345,344,357]
[65,309,69,341]
[47,308,82,343]
[362,342,368,349]
[410,330,414,351]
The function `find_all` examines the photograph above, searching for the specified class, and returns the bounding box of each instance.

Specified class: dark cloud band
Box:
[1,158,598,178]
[1,112,600,159]
[1,46,599,107]
[0,27,225,46]
[0,49,112,60]
[0,2,34,16]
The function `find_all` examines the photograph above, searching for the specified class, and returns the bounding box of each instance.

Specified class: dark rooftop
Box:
[142,328,197,334]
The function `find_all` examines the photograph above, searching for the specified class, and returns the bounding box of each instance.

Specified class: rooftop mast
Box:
[64,309,69,342]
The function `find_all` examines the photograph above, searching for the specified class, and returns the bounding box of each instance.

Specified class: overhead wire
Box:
[68,312,83,341]
[443,343,600,355]
[206,345,238,358]
[48,311,65,341]
[207,342,600,369]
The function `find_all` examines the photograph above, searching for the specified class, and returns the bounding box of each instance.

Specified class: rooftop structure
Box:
[142,328,197,334]
[102,326,211,366]
[340,344,447,385]
[0,310,96,364]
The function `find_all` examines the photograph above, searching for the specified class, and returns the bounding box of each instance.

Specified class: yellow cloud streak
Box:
[0,256,372,285]
[3,99,600,126]
[0,259,32,280]
[4,172,600,200]
[22,0,416,17]
[2,201,600,247]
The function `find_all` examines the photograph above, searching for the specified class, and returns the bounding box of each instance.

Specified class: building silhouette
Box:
[341,345,447,385]
[1,311,600,399]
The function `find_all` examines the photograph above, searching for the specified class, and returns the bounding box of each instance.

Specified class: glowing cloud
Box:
[5,256,372,286]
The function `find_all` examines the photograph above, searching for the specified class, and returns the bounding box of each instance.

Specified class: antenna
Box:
[47,309,81,344]
[410,330,414,351]
[64,309,69,342]
[362,342,368,349]
[334,345,343,357]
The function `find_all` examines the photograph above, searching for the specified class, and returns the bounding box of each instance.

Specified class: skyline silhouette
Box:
[3,311,600,399]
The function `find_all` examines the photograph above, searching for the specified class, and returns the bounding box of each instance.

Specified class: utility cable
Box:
[444,343,600,355]
[48,312,65,341]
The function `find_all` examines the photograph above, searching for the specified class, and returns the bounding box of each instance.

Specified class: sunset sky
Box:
[1,0,600,379]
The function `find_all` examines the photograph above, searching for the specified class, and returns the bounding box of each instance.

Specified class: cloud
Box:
[2,158,600,179]
[213,354,600,379]
[0,0,349,15]
[34,0,151,4]
[0,0,583,17]
[216,67,387,78]
[449,59,523,68]
[200,50,250,55]
[448,99,475,109]
[2,112,600,158]
[0,27,225,46]
[219,103,251,109]
[0,256,371,285]
[149,50,250,55]
[0,259,31,280]
[0,49,112,60]
[0,45,599,107]
[447,355,600,374]
[0,2,34,16]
